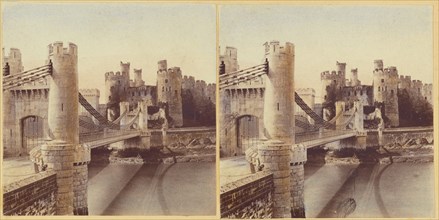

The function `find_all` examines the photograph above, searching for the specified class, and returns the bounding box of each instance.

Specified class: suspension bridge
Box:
[3,62,144,150]
[218,41,366,218]
[219,58,363,155]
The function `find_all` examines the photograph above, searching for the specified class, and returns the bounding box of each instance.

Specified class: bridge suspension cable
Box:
[111,110,128,124]
[120,109,141,129]
[2,63,52,91]
[219,61,268,90]
[78,92,120,130]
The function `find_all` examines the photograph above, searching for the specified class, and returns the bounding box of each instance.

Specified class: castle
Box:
[321,60,433,127]
[2,47,215,156]
[104,59,216,128]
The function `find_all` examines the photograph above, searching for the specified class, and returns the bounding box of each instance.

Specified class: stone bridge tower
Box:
[260,41,298,218]
[43,42,79,215]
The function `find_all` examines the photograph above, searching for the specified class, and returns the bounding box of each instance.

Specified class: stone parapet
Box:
[3,171,57,216]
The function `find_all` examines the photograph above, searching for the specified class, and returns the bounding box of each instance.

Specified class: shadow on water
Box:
[304,147,327,181]
[156,163,176,215]
[315,147,393,218]
[101,163,160,215]
[88,147,111,180]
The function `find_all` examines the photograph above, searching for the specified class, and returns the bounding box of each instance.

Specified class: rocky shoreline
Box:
[94,142,216,165]
[307,139,434,165]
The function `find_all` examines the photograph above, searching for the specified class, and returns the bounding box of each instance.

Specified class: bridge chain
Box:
[2,64,52,91]
[78,92,120,130]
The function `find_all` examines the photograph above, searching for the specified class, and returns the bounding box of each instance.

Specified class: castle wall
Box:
[398,75,411,91]
[341,85,373,106]
[221,88,265,157]
[127,85,156,108]
[3,89,50,157]
[410,80,423,100]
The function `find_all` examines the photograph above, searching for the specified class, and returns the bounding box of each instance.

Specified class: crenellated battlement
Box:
[105,71,129,81]
[374,59,384,70]
[399,75,411,80]
[264,40,294,56]
[48,41,77,57]
[79,88,100,97]
[296,88,315,94]
[320,70,344,80]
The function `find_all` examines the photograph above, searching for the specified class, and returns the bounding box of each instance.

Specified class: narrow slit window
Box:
[277,103,280,111]
[61,103,64,111]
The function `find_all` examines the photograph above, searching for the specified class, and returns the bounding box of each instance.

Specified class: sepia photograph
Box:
[219,4,436,219]
[1,1,438,220]
[1,2,216,216]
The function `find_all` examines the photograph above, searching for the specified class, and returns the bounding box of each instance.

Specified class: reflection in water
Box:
[336,198,356,218]
[305,163,434,218]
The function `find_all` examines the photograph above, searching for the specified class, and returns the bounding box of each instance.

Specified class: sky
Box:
[219,5,434,103]
[2,3,216,103]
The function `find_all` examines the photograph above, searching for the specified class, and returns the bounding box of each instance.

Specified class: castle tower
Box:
[422,83,433,105]
[263,41,295,142]
[373,60,399,127]
[262,41,295,217]
[320,62,346,104]
[104,63,130,121]
[219,46,239,73]
[133,68,145,87]
[336,61,346,77]
[349,68,361,86]
[43,42,79,215]
[374,59,384,71]
[2,48,24,155]
[156,60,183,127]
[3,48,24,75]
[79,89,100,124]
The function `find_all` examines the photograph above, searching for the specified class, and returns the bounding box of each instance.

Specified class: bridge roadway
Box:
[79,130,141,148]
[295,130,357,148]
[79,126,216,149]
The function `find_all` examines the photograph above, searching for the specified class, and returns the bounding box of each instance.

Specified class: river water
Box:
[87,162,216,216]
[304,163,435,218]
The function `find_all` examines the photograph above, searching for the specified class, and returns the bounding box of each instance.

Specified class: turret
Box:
[263,40,295,143]
[372,60,399,127]
[156,60,183,127]
[134,68,145,87]
[374,59,383,71]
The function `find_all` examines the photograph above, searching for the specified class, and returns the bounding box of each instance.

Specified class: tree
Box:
[398,88,433,126]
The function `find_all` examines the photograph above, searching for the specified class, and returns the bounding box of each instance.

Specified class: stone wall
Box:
[150,128,216,148]
[3,171,57,216]
[220,171,273,218]
[365,128,433,147]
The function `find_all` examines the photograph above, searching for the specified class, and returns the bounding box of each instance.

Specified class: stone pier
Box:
[258,140,292,218]
[290,144,307,217]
